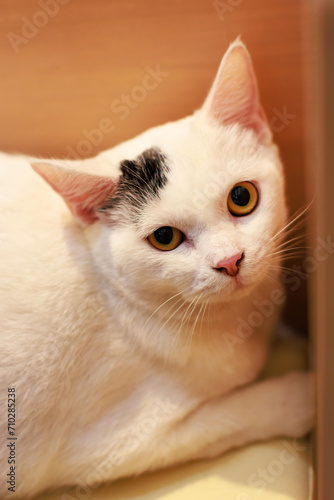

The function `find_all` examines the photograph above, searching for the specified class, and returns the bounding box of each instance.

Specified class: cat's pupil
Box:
[231,186,250,206]
[154,227,173,245]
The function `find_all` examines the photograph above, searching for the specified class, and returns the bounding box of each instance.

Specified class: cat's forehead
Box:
[99,116,195,166]
[101,147,169,217]
[101,114,266,178]
[99,115,278,223]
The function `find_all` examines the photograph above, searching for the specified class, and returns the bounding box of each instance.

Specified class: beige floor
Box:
[35,337,312,500]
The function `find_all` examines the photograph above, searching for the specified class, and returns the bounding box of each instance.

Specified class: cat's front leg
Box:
[160,371,315,466]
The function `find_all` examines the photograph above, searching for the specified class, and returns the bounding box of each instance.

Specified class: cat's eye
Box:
[227,181,259,216]
[147,226,184,251]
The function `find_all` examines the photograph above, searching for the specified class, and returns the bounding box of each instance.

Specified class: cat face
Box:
[32,40,287,307]
[95,116,286,306]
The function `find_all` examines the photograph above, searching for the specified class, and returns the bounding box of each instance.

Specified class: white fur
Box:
[0,42,314,498]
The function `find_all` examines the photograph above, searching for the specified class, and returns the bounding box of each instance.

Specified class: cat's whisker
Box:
[215,301,219,324]
[150,296,191,353]
[158,298,191,365]
[188,293,205,345]
[268,262,309,279]
[271,258,307,264]
[143,289,187,329]
[273,235,307,251]
[269,253,308,263]
[266,226,305,254]
[155,295,185,321]
[279,224,309,244]
[173,294,201,350]
[182,295,202,348]
[263,272,282,287]
[208,302,214,333]
[267,239,311,259]
[279,266,309,278]
[154,297,189,338]
[262,264,290,290]
[187,293,203,345]
[268,247,310,257]
[269,201,312,244]
[270,242,310,252]
[278,229,308,242]
[158,298,188,334]
[199,299,209,339]
[269,225,305,251]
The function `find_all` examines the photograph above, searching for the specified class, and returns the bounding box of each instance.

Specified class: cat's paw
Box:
[277,371,315,438]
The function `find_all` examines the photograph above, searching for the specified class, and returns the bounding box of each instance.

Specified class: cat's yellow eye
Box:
[147,226,184,251]
[227,181,259,216]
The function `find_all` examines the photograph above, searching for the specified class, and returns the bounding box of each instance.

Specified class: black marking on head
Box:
[100,147,169,221]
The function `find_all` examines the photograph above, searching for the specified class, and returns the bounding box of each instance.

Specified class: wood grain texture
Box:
[304,0,334,498]
[0,0,311,333]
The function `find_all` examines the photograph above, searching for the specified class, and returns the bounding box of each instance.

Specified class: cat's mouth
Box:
[184,273,252,305]
[215,274,252,301]
[181,254,276,304]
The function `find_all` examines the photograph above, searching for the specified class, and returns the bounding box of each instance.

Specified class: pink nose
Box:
[214,253,243,277]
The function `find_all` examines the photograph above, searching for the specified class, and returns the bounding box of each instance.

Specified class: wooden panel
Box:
[0,0,310,333]
[304,0,334,497]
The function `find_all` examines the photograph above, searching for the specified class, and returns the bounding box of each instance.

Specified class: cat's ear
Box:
[201,39,272,143]
[31,162,116,226]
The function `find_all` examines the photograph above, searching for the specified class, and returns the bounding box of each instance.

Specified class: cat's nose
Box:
[213,253,244,277]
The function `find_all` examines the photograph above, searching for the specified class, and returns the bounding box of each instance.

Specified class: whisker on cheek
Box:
[269,200,312,244]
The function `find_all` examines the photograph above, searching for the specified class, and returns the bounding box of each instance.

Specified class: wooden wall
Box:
[0,0,310,333]
[305,0,334,497]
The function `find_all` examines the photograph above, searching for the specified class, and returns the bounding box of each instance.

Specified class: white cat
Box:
[0,40,314,499]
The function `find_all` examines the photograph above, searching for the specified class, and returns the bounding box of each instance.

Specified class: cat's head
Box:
[32,40,287,308]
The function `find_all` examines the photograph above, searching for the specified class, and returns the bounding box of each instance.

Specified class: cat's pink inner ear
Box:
[31,162,116,225]
[204,42,272,143]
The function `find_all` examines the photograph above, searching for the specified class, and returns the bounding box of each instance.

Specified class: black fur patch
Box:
[101,148,169,220]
